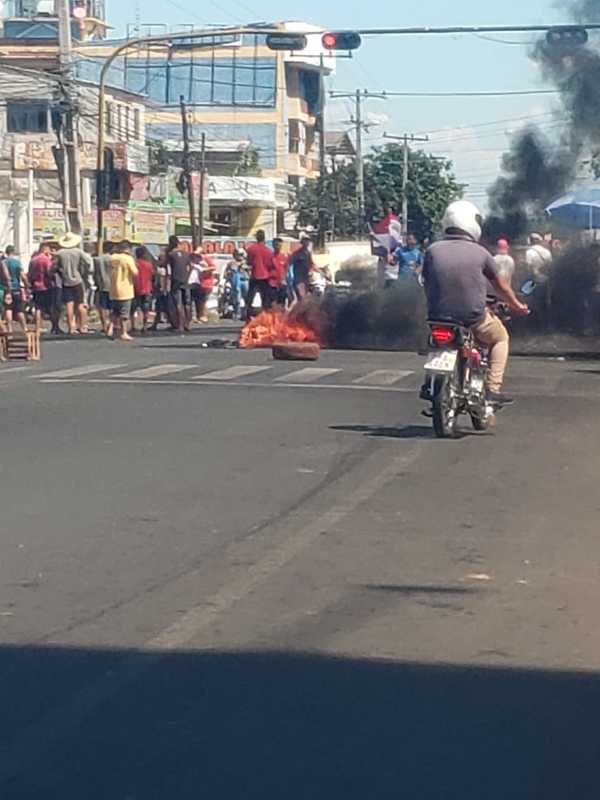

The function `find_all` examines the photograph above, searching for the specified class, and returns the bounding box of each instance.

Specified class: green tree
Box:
[294,144,464,241]
[365,144,464,240]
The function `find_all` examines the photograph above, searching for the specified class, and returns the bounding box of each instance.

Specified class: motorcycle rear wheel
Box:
[432,375,458,438]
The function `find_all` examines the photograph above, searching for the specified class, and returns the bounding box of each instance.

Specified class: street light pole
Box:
[95,26,279,253]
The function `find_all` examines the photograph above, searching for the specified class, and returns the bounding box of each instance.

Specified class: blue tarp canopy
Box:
[546,187,600,229]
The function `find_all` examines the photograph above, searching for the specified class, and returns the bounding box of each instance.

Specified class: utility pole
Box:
[57,0,82,235]
[198,131,206,247]
[355,89,364,238]
[180,95,197,248]
[330,89,386,238]
[384,132,429,239]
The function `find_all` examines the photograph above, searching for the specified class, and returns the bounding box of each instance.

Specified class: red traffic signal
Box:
[322,31,362,51]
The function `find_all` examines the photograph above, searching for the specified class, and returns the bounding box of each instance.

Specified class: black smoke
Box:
[487,2,600,238]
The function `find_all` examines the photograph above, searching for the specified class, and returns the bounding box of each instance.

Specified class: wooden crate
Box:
[0,331,41,361]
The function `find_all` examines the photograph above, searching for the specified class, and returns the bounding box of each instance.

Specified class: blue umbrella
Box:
[546,187,600,230]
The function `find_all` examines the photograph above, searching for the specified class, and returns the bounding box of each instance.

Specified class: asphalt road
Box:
[2,326,600,798]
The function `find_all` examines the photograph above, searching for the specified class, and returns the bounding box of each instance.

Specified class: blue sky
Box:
[107,0,571,201]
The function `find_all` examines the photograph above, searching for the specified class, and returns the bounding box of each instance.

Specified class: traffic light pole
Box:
[317,53,327,251]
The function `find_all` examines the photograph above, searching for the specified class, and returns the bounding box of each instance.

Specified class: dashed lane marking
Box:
[36,363,127,379]
[353,369,414,386]
[274,367,341,383]
[194,365,272,380]
[113,363,197,379]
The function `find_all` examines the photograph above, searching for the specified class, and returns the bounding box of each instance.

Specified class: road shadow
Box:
[330,424,487,440]
[2,644,600,798]
[138,340,239,352]
[361,583,480,595]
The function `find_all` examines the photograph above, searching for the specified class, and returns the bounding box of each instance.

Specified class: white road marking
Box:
[354,369,414,386]
[113,363,197,379]
[36,363,127,379]
[274,367,341,383]
[0,366,30,375]
[195,365,272,380]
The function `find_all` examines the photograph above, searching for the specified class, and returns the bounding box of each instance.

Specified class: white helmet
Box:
[441,200,483,242]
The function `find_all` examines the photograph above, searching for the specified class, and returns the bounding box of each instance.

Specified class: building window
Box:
[105,101,113,135]
[7,101,49,133]
[133,108,140,141]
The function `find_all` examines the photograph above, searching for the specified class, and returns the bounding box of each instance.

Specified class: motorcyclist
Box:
[422,200,529,406]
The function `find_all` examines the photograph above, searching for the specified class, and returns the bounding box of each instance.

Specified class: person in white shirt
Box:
[526,233,554,328]
[526,233,553,284]
[493,239,516,287]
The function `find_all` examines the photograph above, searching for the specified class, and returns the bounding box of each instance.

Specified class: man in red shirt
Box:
[245,230,273,318]
[133,246,155,332]
[28,242,53,333]
[373,204,400,235]
[269,238,289,307]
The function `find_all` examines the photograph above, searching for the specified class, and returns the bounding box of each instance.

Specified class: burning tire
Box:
[272,342,320,361]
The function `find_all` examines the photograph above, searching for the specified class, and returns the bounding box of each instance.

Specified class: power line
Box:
[363,89,560,98]
[415,110,562,137]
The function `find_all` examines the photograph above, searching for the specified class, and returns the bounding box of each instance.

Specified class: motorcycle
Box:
[421,283,534,438]
[420,318,494,438]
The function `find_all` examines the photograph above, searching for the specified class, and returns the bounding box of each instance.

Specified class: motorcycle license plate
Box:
[424,350,457,373]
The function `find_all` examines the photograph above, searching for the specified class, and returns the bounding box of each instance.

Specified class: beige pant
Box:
[472,309,509,393]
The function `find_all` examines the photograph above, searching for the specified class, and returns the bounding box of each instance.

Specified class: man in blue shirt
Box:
[3,245,28,334]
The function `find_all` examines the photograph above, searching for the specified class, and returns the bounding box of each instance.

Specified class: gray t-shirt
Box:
[94,254,113,293]
[423,235,498,326]
[56,247,88,287]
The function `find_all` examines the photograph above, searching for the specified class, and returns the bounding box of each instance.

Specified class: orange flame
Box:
[239,309,321,348]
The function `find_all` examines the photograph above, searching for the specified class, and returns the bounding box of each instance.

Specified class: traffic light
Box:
[266,33,308,51]
[321,31,362,51]
[546,26,588,47]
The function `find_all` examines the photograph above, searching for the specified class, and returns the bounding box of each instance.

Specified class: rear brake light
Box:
[431,327,455,346]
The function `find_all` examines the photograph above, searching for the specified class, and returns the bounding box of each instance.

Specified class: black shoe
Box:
[486,390,514,406]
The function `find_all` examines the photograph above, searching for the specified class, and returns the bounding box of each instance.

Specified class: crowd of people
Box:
[0,228,331,340]
[0,233,221,341]
[0,213,569,344]
[221,229,328,320]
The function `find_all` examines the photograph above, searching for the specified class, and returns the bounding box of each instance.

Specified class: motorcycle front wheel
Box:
[432,375,458,438]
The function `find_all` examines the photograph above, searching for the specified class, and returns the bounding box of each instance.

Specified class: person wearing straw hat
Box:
[53,231,91,335]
